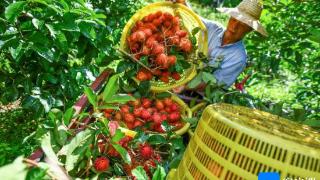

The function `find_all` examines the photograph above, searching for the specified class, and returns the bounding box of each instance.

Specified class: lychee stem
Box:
[116,48,155,75]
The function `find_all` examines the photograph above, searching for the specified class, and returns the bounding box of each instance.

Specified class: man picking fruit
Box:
[168,0,268,91]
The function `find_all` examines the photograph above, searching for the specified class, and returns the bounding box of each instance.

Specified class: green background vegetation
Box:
[0,0,319,169]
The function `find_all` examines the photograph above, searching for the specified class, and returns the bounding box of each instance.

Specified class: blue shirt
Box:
[201,18,247,88]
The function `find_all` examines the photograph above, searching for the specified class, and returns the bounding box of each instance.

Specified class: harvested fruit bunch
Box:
[103,97,185,133]
[127,11,193,83]
[96,134,162,178]
[122,143,162,178]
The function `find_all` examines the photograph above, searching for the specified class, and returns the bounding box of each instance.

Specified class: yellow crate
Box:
[120,2,208,92]
[168,103,320,179]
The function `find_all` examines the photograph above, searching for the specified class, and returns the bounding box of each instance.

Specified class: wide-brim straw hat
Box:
[217,0,268,36]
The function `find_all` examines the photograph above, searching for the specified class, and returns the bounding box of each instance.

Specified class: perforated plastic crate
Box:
[168,103,320,179]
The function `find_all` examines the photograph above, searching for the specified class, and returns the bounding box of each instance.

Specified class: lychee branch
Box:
[115,48,155,75]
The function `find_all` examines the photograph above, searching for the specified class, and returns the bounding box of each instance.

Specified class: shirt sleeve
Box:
[214,57,247,88]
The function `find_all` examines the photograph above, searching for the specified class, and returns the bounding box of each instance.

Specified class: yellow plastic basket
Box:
[168,103,320,179]
[120,2,208,92]
[188,102,207,137]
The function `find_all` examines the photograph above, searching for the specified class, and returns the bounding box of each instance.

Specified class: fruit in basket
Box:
[94,157,110,172]
[140,144,154,159]
[103,96,184,133]
[127,11,193,83]
[124,113,135,123]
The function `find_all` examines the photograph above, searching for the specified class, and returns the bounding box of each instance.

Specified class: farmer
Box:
[167,0,268,92]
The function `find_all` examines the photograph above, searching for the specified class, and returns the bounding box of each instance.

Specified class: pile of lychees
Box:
[94,134,161,178]
[127,11,193,83]
[104,97,184,133]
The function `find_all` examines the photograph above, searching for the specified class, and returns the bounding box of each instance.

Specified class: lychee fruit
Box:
[94,157,110,172]
[141,109,151,120]
[124,113,135,123]
[140,144,154,160]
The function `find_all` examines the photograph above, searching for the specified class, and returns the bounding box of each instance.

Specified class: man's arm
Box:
[214,59,247,88]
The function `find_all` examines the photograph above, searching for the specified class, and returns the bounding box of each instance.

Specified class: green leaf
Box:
[192,27,201,35]
[113,162,125,176]
[34,46,55,62]
[0,156,27,180]
[56,33,68,52]
[174,61,184,73]
[190,36,197,46]
[45,24,58,38]
[152,165,166,180]
[61,13,79,31]
[63,107,75,126]
[84,87,97,108]
[169,153,183,169]
[112,129,125,143]
[63,129,93,171]
[140,56,149,66]
[32,18,41,29]
[98,105,119,110]
[5,1,27,23]
[138,81,151,96]
[303,119,320,127]
[170,137,184,150]
[41,132,61,165]
[58,129,92,155]
[116,60,134,73]
[187,73,202,89]
[9,43,23,62]
[132,166,148,180]
[183,117,198,125]
[155,92,172,99]
[54,123,69,146]
[43,73,58,84]
[108,94,135,104]
[102,74,120,101]
[309,28,320,43]
[25,167,47,180]
[1,87,19,103]
[112,143,131,164]
[147,135,166,145]
[78,21,96,40]
[202,72,216,84]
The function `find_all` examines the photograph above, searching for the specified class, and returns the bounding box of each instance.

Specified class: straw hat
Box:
[217,0,268,36]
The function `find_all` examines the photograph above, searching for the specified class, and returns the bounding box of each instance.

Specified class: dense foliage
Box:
[246,0,320,124]
[0,0,320,178]
[0,0,142,118]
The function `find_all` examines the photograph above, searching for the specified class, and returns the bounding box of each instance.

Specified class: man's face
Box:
[226,17,253,40]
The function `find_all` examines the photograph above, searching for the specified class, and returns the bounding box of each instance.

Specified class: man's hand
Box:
[166,0,187,5]
[172,85,186,94]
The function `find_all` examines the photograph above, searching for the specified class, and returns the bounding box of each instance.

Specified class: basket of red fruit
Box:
[120,2,208,92]
[104,93,192,136]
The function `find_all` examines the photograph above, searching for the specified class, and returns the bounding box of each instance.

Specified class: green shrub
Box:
[0,0,142,119]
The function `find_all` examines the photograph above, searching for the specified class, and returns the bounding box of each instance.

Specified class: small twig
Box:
[136,118,146,123]
[72,121,97,131]
[23,159,57,180]
[154,150,169,155]
[115,48,154,74]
